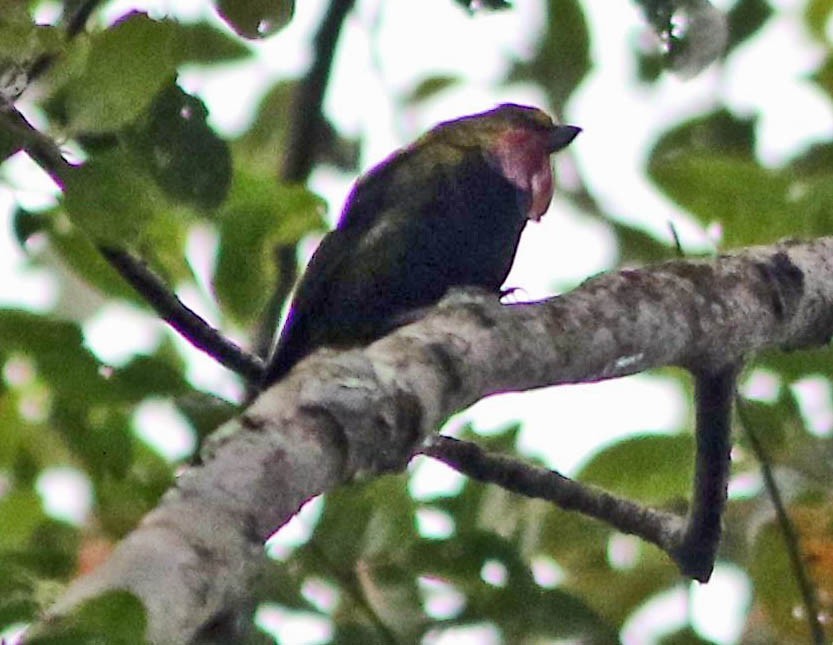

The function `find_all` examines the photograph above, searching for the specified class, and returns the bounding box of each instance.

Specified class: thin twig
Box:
[669,221,684,258]
[280,0,356,182]
[1,105,264,382]
[0,107,71,186]
[98,247,264,382]
[736,397,826,644]
[421,435,684,554]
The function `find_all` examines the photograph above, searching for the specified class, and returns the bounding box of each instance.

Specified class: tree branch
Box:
[280,0,356,182]
[0,105,264,382]
[736,397,827,644]
[98,246,264,382]
[670,365,738,581]
[36,238,833,642]
[420,435,684,550]
[421,365,739,584]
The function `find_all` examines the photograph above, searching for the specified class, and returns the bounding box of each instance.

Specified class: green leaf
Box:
[213,0,294,39]
[612,220,676,264]
[758,344,833,382]
[805,0,833,42]
[510,0,590,110]
[126,83,232,210]
[651,152,793,245]
[660,626,720,645]
[51,399,134,479]
[411,531,616,640]
[106,355,192,404]
[63,150,162,246]
[28,590,147,644]
[0,20,63,64]
[95,444,173,537]
[12,207,50,247]
[175,392,237,444]
[213,172,325,324]
[726,0,772,54]
[233,81,294,175]
[576,433,694,504]
[0,392,69,477]
[648,110,833,246]
[65,13,177,133]
[0,310,104,400]
[405,75,460,105]
[0,557,39,625]
[749,521,813,642]
[45,217,141,302]
[0,490,46,549]
[308,475,417,568]
[172,21,251,65]
[650,109,757,159]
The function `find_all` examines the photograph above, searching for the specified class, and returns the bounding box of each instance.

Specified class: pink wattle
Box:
[491,128,556,221]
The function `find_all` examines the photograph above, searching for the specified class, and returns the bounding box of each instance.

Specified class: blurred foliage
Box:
[213,0,295,39]
[1,0,833,643]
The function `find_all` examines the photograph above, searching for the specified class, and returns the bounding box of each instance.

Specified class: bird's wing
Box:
[262,227,358,384]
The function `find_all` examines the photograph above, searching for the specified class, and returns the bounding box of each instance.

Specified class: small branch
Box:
[99,247,264,382]
[736,398,826,644]
[0,105,264,382]
[280,0,356,182]
[420,436,684,553]
[670,365,739,581]
[0,107,71,185]
[424,365,742,583]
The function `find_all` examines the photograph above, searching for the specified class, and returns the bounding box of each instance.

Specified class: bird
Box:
[262,103,580,386]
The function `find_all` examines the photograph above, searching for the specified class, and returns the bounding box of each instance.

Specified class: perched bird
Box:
[263,103,580,386]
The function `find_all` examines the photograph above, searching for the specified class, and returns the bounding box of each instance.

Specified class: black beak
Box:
[548,124,581,152]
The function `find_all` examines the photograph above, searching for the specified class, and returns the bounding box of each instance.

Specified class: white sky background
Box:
[2,0,833,643]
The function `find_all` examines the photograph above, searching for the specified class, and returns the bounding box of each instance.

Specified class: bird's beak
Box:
[547,125,581,153]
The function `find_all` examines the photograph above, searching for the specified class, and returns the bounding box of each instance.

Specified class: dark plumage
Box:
[263,104,580,385]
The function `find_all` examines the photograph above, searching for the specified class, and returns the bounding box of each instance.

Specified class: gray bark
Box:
[38,237,833,642]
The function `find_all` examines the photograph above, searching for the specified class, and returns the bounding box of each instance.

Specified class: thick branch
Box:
[39,238,833,642]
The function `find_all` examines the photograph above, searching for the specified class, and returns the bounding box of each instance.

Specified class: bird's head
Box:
[427,103,580,220]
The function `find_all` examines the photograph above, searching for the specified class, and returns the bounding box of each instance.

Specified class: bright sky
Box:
[2,0,832,643]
